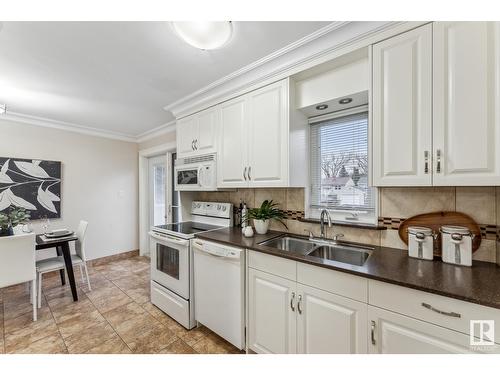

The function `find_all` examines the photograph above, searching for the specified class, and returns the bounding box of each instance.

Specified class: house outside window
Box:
[309,108,377,224]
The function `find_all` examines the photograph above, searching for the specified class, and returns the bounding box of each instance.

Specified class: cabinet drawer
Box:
[369,280,500,343]
[297,263,367,303]
[248,250,296,281]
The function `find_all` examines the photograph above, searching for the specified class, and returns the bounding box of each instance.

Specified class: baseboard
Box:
[88,249,140,267]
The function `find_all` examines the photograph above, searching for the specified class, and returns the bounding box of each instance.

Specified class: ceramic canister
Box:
[440,225,474,267]
[408,226,434,260]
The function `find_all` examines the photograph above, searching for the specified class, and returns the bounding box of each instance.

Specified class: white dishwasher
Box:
[192,239,245,350]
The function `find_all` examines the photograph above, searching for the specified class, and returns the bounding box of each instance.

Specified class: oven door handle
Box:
[149,232,190,246]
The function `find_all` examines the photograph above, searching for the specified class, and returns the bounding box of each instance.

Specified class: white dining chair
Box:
[0,233,37,321]
[36,220,91,307]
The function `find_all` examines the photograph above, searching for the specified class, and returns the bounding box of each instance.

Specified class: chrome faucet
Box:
[320,209,332,238]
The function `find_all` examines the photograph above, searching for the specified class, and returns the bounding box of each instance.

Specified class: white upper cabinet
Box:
[176,107,218,159]
[247,81,289,187]
[176,115,198,157]
[433,22,500,185]
[218,79,302,189]
[196,107,218,154]
[372,21,500,187]
[372,24,432,186]
[218,96,248,188]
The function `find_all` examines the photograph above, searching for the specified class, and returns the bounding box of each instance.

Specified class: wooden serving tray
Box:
[398,211,481,256]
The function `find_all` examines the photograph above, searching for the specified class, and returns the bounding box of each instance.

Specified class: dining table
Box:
[35,234,79,301]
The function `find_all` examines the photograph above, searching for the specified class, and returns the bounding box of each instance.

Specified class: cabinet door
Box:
[196,107,218,154]
[372,24,432,186]
[368,306,499,354]
[296,284,367,354]
[248,268,296,354]
[217,96,248,188]
[433,22,500,185]
[176,115,197,158]
[247,80,289,187]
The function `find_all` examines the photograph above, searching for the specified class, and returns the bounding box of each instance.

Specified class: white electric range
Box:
[149,201,233,329]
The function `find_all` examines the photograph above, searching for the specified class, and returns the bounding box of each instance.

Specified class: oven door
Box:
[149,231,190,299]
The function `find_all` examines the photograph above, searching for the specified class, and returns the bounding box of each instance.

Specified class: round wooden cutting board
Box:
[398,211,481,256]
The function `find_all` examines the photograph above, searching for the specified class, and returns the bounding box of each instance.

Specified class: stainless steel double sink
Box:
[259,235,373,267]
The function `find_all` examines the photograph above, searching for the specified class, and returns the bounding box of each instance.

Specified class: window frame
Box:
[307,105,378,225]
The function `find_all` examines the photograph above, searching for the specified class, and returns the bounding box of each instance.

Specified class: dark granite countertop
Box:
[196,227,500,310]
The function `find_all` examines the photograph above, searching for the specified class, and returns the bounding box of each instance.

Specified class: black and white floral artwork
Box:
[0,157,62,219]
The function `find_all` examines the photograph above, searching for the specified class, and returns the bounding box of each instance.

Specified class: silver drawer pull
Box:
[424,151,429,174]
[297,294,303,314]
[371,320,376,345]
[290,292,295,312]
[436,149,441,173]
[421,302,461,318]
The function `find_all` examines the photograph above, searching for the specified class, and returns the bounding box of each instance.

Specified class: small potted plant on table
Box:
[0,206,31,236]
[244,200,287,235]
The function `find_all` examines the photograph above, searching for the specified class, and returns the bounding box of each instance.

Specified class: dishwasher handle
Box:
[193,240,242,259]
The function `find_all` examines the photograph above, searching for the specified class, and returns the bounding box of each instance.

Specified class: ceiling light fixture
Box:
[316,104,328,111]
[0,104,6,115]
[339,98,353,105]
[171,21,233,50]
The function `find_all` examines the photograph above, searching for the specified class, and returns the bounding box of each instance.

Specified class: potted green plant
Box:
[0,206,31,237]
[244,200,287,235]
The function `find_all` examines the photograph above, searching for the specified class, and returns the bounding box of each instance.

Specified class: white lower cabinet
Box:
[297,284,367,354]
[247,251,367,354]
[368,306,499,354]
[247,250,500,354]
[248,268,296,354]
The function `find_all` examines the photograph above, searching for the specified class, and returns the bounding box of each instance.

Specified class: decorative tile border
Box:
[377,217,405,230]
[283,210,305,220]
[377,217,498,240]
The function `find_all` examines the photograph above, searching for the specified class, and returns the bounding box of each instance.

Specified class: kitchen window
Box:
[309,107,377,224]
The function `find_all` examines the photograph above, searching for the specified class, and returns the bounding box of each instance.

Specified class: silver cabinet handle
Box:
[248,166,251,180]
[243,167,247,181]
[371,320,376,345]
[297,294,303,314]
[436,149,441,173]
[424,151,429,174]
[194,139,198,150]
[191,140,195,151]
[290,292,295,312]
[421,302,461,318]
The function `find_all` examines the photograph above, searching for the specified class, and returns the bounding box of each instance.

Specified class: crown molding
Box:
[1,111,177,143]
[136,120,176,143]
[1,111,138,142]
[164,21,348,113]
[166,21,425,119]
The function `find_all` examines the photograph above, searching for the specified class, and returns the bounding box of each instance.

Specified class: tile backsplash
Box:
[193,187,500,264]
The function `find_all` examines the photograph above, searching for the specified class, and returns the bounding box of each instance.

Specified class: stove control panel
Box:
[192,201,232,219]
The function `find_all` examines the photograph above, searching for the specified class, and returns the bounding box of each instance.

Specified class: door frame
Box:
[138,142,176,256]
[148,154,168,228]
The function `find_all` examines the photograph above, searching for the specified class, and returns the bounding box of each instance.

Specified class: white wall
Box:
[138,131,176,150]
[0,119,139,260]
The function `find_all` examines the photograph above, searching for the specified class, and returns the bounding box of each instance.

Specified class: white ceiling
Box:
[0,21,330,137]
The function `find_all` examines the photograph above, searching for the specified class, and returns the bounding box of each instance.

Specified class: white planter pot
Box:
[253,219,270,235]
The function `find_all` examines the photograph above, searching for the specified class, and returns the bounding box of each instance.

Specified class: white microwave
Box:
[174,154,217,191]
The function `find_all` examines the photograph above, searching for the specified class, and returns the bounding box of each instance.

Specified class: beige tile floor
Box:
[0,256,242,354]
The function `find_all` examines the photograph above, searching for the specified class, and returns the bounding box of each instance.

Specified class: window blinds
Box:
[310,111,375,212]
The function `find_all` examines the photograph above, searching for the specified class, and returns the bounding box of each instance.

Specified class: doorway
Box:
[148,152,180,229]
